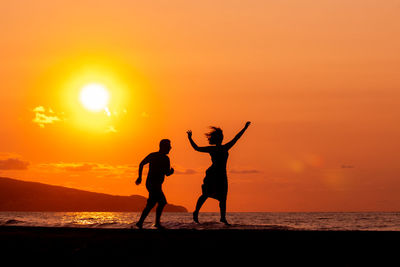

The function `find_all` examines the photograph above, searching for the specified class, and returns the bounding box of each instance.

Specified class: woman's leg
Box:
[219,199,230,225]
[193,195,208,223]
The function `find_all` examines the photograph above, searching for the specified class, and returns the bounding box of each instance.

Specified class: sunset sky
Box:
[1,0,400,211]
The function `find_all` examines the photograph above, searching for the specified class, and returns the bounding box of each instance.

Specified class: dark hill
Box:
[0,177,187,212]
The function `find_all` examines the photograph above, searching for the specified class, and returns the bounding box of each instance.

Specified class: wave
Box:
[2,219,24,225]
[1,212,400,230]
[91,222,119,228]
[138,221,297,230]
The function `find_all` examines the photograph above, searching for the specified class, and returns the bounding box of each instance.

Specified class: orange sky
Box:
[1,0,400,211]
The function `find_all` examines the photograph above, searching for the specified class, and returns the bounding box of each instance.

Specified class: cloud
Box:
[0,158,29,170]
[63,163,97,172]
[33,106,45,112]
[36,162,136,175]
[38,162,100,172]
[174,168,197,175]
[105,125,118,133]
[32,106,62,128]
[229,169,261,174]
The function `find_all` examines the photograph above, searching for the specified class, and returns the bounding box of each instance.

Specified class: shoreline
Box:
[1,226,399,266]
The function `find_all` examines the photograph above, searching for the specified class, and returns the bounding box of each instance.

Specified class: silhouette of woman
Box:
[187,121,251,225]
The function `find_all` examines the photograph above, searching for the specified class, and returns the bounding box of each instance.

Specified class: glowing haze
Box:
[1,0,400,211]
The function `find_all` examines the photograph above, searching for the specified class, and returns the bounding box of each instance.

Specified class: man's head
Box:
[159,139,172,154]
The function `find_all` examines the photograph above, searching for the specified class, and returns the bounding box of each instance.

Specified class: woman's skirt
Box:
[201,167,228,201]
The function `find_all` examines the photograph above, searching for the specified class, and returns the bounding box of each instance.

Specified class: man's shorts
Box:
[147,189,167,206]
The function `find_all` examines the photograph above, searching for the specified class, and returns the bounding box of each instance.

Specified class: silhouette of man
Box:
[135,139,174,229]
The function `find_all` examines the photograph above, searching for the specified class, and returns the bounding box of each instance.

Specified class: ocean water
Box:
[1,212,400,231]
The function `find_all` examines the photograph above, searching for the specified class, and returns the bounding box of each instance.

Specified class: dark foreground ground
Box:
[0,226,398,266]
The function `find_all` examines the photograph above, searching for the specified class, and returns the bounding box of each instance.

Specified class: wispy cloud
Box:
[174,168,197,175]
[33,106,45,113]
[0,158,29,170]
[229,169,261,174]
[63,163,97,172]
[32,106,62,128]
[105,125,118,133]
[36,162,136,175]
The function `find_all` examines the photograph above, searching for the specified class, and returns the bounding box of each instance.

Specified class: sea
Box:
[1,212,400,231]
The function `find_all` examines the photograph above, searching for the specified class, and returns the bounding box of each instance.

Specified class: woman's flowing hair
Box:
[206,127,223,145]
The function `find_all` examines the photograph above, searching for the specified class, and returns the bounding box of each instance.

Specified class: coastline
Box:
[0,226,398,266]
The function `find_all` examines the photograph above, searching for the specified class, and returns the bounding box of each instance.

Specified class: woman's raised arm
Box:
[187,130,213,153]
[224,121,251,150]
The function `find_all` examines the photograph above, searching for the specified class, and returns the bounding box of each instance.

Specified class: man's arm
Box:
[135,154,151,185]
[165,157,174,176]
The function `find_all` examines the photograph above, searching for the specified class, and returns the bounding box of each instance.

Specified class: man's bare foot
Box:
[135,222,143,229]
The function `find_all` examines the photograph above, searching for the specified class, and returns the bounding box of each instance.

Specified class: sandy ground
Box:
[0,226,398,266]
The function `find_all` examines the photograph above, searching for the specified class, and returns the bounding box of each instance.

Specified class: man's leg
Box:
[136,197,156,229]
[154,192,167,228]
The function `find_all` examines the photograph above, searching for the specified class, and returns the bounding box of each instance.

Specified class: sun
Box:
[79,83,109,111]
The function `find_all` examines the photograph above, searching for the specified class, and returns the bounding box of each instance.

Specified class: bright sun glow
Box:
[80,83,109,111]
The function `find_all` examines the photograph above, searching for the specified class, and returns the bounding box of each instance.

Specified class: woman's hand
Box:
[187,130,193,138]
[245,121,251,129]
[135,177,142,185]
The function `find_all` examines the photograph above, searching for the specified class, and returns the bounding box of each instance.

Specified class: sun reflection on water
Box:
[60,212,135,227]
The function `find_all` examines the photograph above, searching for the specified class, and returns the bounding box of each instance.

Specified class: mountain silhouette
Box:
[0,177,187,212]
